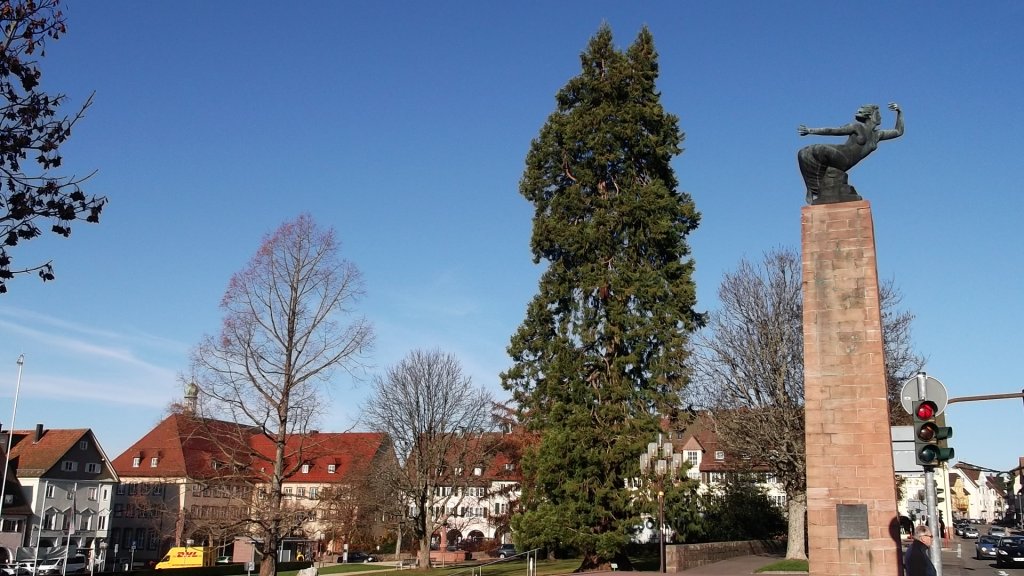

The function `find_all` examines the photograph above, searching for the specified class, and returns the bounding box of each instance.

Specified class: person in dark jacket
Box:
[905,525,936,576]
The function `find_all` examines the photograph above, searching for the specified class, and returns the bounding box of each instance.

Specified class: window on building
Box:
[98,516,107,531]
[310,487,319,499]
[85,462,101,473]
[297,487,306,498]
[284,487,293,496]
[127,484,136,496]
[685,450,699,466]
[150,457,159,468]
[115,485,125,496]
[504,463,515,471]
[102,487,110,500]
[45,484,55,498]
[1,519,22,532]
[327,464,336,474]
[66,489,73,500]
[473,467,482,476]
[79,440,89,451]
[88,487,97,501]
[454,467,463,476]
[132,457,141,468]
[153,484,163,496]
[301,464,310,474]
[61,460,78,472]
[714,451,725,461]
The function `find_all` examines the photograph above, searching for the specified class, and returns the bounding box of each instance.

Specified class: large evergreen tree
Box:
[501,25,702,571]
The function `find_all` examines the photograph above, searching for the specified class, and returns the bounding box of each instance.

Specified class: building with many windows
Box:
[109,411,397,566]
[1,425,119,568]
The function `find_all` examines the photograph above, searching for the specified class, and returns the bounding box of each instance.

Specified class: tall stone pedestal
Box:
[802,200,900,576]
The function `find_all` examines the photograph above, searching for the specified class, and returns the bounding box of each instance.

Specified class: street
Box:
[945,534,1024,576]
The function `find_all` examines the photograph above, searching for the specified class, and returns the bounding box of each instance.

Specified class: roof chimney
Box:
[34,424,44,442]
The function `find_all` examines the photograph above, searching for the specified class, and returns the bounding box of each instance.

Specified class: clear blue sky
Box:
[1,2,1021,474]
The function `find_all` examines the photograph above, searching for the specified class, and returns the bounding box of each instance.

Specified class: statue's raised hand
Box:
[798,125,811,136]
[888,102,900,112]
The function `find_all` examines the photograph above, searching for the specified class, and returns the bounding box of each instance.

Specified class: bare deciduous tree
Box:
[689,247,924,560]
[189,214,373,576]
[363,349,496,570]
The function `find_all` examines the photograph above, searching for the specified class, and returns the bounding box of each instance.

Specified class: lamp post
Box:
[639,433,682,573]
[1,355,26,518]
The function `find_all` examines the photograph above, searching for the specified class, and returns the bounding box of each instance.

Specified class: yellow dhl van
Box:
[155,547,214,569]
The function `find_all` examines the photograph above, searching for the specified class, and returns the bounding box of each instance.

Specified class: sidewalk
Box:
[584,554,790,576]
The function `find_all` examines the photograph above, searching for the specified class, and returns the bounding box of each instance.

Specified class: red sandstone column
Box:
[802,200,900,576]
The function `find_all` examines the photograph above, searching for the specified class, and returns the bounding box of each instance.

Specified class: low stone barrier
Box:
[666,540,785,571]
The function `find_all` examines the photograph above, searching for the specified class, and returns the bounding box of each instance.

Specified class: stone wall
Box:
[666,540,785,571]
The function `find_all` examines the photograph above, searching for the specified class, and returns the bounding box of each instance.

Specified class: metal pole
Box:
[1,355,25,517]
[658,490,665,573]
[916,372,943,576]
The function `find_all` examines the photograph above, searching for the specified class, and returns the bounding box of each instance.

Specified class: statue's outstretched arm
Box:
[798,123,857,137]
[878,102,904,141]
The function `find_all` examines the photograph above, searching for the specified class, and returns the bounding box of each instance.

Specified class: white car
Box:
[36,556,87,576]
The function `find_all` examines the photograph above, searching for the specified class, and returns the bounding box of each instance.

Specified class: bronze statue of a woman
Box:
[798,103,904,204]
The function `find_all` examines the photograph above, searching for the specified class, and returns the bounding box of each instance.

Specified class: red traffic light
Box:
[915,400,937,420]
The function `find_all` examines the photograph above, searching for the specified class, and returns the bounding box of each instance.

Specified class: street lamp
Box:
[1,355,26,518]
[639,434,682,574]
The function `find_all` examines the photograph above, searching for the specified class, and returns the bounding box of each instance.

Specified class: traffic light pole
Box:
[917,373,942,576]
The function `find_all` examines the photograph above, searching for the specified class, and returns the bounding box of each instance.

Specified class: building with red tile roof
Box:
[108,412,396,565]
[1,424,119,568]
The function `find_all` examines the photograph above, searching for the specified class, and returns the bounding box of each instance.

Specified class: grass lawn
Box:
[754,558,808,572]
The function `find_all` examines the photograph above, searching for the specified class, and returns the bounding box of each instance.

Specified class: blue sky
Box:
[1,2,1021,474]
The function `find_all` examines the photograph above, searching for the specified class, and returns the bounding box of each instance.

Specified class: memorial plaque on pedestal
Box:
[837,504,869,539]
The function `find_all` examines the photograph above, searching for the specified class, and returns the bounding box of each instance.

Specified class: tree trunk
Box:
[417,532,431,570]
[786,491,808,560]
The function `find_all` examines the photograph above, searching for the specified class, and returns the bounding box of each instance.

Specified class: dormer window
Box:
[132,457,141,468]
[150,457,159,468]
[473,467,482,476]
[327,464,336,474]
[714,451,725,461]
[504,463,515,471]
[301,464,310,474]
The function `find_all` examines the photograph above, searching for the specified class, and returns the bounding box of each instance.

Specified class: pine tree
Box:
[501,25,702,570]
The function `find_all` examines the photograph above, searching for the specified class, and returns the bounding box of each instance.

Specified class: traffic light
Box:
[913,400,954,466]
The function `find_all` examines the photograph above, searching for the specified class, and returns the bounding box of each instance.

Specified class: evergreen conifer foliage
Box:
[501,25,702,570]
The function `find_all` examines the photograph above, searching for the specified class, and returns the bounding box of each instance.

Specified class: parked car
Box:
[977,535,1001,560]
[990,526,1008,537]
[36,556,87,576]
[488,544,518,559]
[338,552,377,563]
[215,556,233,565]
[962,526,980,539]
[997,536,1024,567]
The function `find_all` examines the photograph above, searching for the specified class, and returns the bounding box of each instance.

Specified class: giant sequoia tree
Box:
[501,26,702,571]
